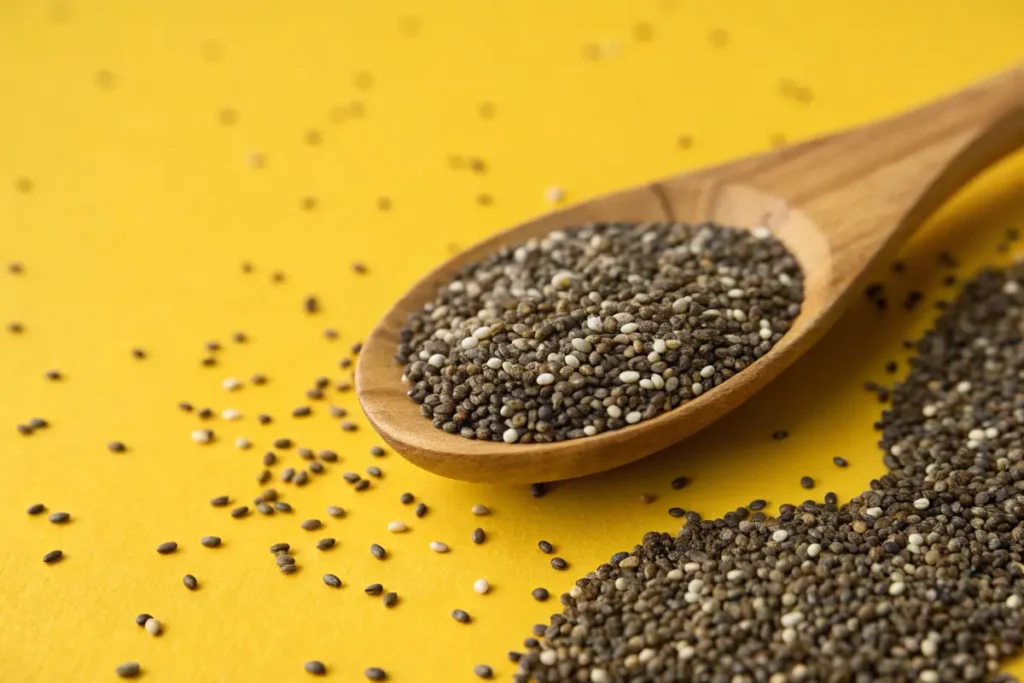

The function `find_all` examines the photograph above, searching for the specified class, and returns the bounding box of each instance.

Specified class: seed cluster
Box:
[398,222,803,443]
[515,263,1024,682]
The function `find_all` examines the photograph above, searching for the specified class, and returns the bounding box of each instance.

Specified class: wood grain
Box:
[357,65,1024,484]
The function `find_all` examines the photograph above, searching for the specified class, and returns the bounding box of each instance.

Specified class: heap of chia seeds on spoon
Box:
[397,222,804,443]
[514,264,1024,682]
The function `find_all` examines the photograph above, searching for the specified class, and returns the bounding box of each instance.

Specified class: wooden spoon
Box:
[357,65,1024,484]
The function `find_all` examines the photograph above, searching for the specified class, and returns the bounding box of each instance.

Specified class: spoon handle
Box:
[741,65,1023,294]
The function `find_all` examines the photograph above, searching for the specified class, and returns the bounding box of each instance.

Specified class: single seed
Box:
[301,519,322,531]
[273,438,292,449]
[833,456,848,468]
[319,450,338,462]
[309,462,324,474]
[550,557,568,570]
[668,507,686,518]
[749,499,767,511]
[275,554,296,567]
[210,496,230,507]
[326,505,345,518]
[414,502,428,518]
[772,430,789,440]
[131,348,146,359]
[43,549,63,564]
[388,521,408,533]
[135,613,152,626]
[800,476,815,489]
[473,578,490,594]
[323,574,342,588]
[108,441,126,453]
[474,664,494,679]
[364,668,387,681]
[293,406,312,418]
[198,408,213,419]
[671,477,690,490]
[370,446,386,456]
[144,618,162,636]
[49,511,70,524]
[430,541,449,553]
[370,543,387,560]
[191,429,213,444]
[280,564,298,575]
[452,609,471,623]
[538,540,553,554]
[230,506,249,518]
[366,466,382,478]
[383,591,398,607]
[270,543,290,554]
[115,662,141,678]
[183,574,198,590]
[273,501,292,512]
[316,538,336,551]
[471,504,490,516]
[293,469,309,485]
[156,541,179,555]
[305,661,326,675]
[341,421,358,432]
[27,503,45,515]
[365,583,384,595]
[257,471,271,485]
[354,479,369,491]
[45,370,62,381]
[530,483,547,497]
[531,587,549,601]
[472,528,485,544]
[400,492,414,504]
[201,536,221,548]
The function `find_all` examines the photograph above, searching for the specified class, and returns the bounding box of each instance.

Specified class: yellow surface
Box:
[1,1,1023,681]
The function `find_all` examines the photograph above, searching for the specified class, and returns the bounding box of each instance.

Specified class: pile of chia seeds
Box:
[515,264,1024,682]
[398,222,803,443]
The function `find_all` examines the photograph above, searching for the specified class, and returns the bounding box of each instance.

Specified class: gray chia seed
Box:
[397,222,802,443]
[515,262,1024,681]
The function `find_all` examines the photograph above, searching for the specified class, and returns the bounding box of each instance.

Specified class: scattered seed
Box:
[230,506,249,518]
[322,574,342,588]
[282,467,296,483]
[668,507,686,518]
[27,503,45,515]
[276,554,296,567]
[115,662,141,678]
[198,408,213,419]
[472,528,486,544]
[301,519,321,531]
[364,668,387,681]
[222,408,241,421]
[293,470,309,486]
[365,584,383,595]
[280,564,298,575]
[191,429,213,444]
[414,503,428,518]
[749,499,767,511]
[354,479,370,491]
[131,348,146,359]
[144,618,162,635]
[471,504,490,516]
[293,406,312,418]
[200,536,221,548]
[833,456,848,468]
[316,538,336,551]
[135,613,152,626]
[538,541,553,554]
[388,521,408,533]
[531,587,549,602]
[639,494,656,504]
[530,483,547,498]
[273,501,292,512]
[107,441,126,453]
[309,462,324,474]
[452,609,471,623]
[474,578,490,594]
[257,470,271,485]
[771,430,789,440]
[370,446,386,457]
[370,544,387,560]
[329,405,347,418]
[400,492,414,504]
[550,557,568,570]
[800,476,815,489]
[183,574,198,590]
[474,664,493,679]
[304,296,319,314]
[273,438,292,449]
[43,549,63,564]
[270,543,290,554]
[366,466,382,478]
[156,541,178,555]
[341,421,358,432]
[319,450,338,462]
[305,661,326,675]
[210,496,230,507]
[48,511,70,524]
[430,541,449,553]
[383,591,398,607]
[45,370,62,381]
[326,506,345,518]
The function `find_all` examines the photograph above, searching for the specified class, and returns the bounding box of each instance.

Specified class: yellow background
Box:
[2,1,1023,681]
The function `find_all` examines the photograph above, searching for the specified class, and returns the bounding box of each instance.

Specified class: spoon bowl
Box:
[358,66,1024,484]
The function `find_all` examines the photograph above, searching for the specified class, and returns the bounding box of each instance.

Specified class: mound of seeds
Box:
[398,222,803,442]
[515,264,1024,682]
